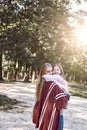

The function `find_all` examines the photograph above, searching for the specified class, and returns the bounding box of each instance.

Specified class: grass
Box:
[69,82,87,99]
[0,94,21,111]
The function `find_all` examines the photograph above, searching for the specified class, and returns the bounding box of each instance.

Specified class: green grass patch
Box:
[69,82,87,99]
[0,94,21,111]
[0,79,16,84]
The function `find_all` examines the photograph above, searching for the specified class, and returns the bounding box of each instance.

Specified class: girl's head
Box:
[53,64,64,77]
[39,63,52,77]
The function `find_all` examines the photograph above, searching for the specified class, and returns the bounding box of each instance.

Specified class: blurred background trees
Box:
[0,0,87,83]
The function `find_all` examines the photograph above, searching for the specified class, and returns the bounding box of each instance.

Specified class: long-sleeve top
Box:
[35,80,68,130]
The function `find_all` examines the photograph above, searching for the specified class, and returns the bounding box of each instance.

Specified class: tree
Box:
[0,0,87,82]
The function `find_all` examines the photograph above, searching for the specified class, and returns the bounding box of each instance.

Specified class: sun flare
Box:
[75,20,87,46]
[71,1,87,46]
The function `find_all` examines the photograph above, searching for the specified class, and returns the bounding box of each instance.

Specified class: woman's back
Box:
[36,80,67,130]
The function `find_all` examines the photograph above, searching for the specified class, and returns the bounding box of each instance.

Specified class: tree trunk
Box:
[23,64,29,82]
[0,52,3,80]
[14,61,18,81]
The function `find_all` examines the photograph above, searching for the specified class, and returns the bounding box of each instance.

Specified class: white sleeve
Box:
[42,74,68,90]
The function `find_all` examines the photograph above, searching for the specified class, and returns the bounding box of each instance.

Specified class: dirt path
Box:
[64,96,87,130]
[0,82,87,130]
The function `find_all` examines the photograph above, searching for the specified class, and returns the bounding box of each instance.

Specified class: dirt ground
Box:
[0,82,87,130]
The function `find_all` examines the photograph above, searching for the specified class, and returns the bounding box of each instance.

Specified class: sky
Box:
[69,0,87,46]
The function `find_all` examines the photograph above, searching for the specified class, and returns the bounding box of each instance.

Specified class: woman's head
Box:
[39,63,52,77]
[36,63,52,101]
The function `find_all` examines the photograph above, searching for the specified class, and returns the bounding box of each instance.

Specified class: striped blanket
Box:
[35,81,67,130]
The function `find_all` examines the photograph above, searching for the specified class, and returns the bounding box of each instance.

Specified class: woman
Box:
[32,63,52,125]
[32,63,68,130]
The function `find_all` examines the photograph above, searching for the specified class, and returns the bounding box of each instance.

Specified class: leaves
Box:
[0,0,87,82]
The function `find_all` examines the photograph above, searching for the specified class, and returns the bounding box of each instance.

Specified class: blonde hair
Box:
[36,63,52,101]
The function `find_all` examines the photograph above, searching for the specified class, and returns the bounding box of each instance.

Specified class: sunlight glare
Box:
[70,0,87,46]
[75,19,87,45]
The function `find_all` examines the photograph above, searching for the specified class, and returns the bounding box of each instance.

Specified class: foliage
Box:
[0,0,87,82]
[69,82,87,99]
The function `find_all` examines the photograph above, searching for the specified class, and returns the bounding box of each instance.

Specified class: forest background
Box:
[0,0,87,86]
